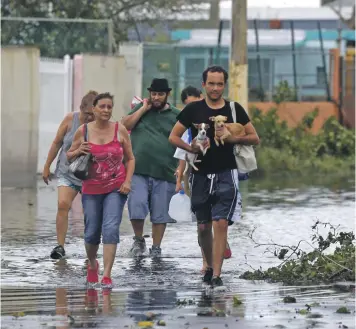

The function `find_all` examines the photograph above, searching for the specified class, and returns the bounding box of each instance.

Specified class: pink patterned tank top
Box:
[82,122,126,195]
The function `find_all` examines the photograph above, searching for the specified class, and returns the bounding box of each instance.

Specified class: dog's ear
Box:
[193,123,199,129]
[209,116,216,121]
[205,123,210,129]
[223,116,228,122]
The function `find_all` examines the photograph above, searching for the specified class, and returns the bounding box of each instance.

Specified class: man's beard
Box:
[150,96,168,110]
[207,92,223,102]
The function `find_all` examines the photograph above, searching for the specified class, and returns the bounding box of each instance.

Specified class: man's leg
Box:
[196,211,213,282]
[212,220,229,277]
[190,173,213,281]
[211,169,241,287]
[197,224,209,272]
[128,175,149,255]
[149,178,176,256]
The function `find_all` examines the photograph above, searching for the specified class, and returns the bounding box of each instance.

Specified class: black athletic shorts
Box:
[189,169,242,225]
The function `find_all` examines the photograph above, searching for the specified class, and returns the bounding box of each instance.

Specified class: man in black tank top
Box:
[169,66,260,288]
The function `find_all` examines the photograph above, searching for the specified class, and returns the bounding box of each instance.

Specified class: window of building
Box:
[316,66,325,86]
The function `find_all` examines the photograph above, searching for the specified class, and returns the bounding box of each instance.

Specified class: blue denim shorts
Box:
[82,190,127,245]
[128,174,176,224]
[57,176,81,193]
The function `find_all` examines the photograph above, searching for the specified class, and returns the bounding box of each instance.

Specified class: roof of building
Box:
[173,29,355,47]
[321,0,355,6]
[123,3,354,21]
[219,5,354,20]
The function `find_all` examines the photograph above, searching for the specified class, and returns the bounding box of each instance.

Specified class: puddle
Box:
[1,176,355,328]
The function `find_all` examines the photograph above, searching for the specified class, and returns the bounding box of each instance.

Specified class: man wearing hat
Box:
[122,78,180,258]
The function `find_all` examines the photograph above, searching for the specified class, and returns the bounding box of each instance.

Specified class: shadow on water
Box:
[1,175,355,328]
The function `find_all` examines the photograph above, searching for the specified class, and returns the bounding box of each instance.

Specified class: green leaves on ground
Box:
[240,222,355,285]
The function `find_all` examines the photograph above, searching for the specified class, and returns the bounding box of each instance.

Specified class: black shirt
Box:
[177,99,250,174]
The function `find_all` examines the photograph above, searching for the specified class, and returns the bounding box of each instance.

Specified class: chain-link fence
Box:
[140,44,335,107]
[1,17,113,58]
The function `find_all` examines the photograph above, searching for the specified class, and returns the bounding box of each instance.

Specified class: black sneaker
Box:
[211,276,224,288]
[50,245,65,259]
[202,267,213,283]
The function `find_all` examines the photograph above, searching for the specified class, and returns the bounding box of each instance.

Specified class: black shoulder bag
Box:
[68,123,93,180]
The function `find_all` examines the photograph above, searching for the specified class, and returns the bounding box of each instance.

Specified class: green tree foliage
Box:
[272,80,297,104]
[250,107,355,175]
[1,0,203,57]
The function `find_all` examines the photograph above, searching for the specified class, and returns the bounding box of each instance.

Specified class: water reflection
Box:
[1,283,355,329]
[56,288,69,329]
[1,176,355,329]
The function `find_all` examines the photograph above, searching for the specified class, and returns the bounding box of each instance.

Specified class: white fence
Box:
[37,55,73,173]
[37,44,143,174]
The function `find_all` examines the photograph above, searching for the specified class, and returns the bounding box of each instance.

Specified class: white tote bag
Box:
[230,101,258,174]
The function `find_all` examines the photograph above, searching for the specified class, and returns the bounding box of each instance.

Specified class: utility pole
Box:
[229,0,248,112]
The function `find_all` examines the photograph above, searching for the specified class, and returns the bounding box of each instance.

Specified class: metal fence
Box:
[140,44,336,107]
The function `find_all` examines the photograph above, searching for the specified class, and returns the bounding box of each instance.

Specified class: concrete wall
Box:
[118,43,143,114]
[249,102,339,133]
[2,47,40,188]
[73,54,134,121]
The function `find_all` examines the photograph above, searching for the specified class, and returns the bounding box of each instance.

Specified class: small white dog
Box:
[184,123,210,175]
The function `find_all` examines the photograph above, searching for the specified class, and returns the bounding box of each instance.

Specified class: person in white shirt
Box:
[173,86,232,274]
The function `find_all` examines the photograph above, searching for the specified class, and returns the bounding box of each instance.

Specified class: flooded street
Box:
[1,176,355,329]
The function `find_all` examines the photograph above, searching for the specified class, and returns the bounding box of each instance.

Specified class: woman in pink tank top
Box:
[67,92,135,290]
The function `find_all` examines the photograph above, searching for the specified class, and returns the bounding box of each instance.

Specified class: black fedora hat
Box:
[147,78,172,92]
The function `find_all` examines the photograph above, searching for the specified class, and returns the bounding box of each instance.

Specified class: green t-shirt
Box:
[128,103,180,183]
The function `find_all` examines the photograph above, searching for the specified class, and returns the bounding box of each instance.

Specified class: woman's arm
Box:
[120,125,135,185]
[66,125,88,162]
[42,114,72,183]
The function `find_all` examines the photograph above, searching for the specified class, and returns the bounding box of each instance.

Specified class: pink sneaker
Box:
[101,276,113,290]
[224,242,232,259]
[87,260,99,284]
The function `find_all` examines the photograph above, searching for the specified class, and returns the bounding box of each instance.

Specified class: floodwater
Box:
[1,175,355,329]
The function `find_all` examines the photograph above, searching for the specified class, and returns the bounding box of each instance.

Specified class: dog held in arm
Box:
[183,123,210,175]
[209,115,245,146]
